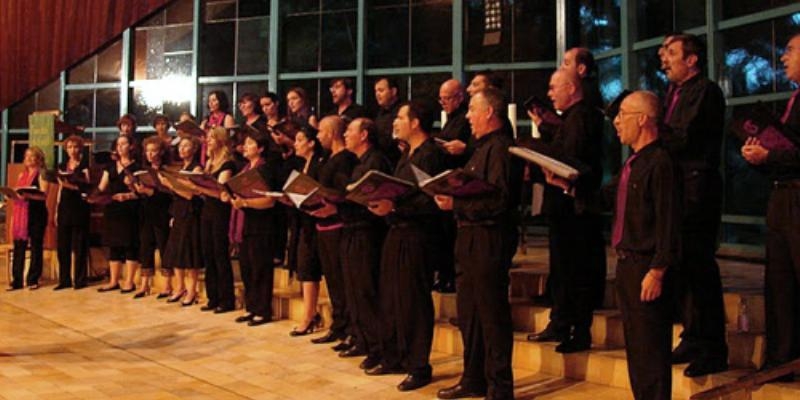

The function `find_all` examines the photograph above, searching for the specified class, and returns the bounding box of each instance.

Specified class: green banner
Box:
[28,114,55,168]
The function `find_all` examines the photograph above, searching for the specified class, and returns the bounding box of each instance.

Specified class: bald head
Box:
[318,115,346,150]
[439,79,465,114]
[614,90,661,151]
[548,69,583,111]
[625,91,660,121]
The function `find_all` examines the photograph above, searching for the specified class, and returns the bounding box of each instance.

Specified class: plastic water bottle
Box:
[737,297,750,333]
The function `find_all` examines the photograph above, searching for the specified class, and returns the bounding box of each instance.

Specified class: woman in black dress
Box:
[185,127,237,313]
[222,129,283,326]
[96,134,140,293]
[161,136,204,306]
[7,147,49,291]
[289,127,326,336]
[54,135,91,290]
[132,136,173,298]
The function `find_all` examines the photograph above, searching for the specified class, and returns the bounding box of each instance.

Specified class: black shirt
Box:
[611,141,678,269]
[340,146,392,224]
[316,149,359,227]
[201,160,237,221]
[242,156,285,237]
[434,105,472,169]
[388,138,446,225]
[541,100,605,216]
[760,90,800,181]
[57,159,90,226]
[662,73,725,170]
[453,128,513,222]
[373,100,401,163]
[327,102,367,123]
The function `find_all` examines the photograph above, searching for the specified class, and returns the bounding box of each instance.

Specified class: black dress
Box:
[138,165,172,274]
[56,160,91,287]
[201,160,237,309]
[103,161,140,256]
[293,151,325,282]
[164,162,204,269]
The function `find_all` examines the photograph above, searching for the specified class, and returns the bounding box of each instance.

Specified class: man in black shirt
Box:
[527,70,606,354]
[435,87,515,400]
[372,77,401,165]
[661,33,728,377]
[366,101,446,391]
[327,78,367,123]
[611,90,677,400]
[561,47,603,110]
[311,118,390,370]
[741,32,800,382]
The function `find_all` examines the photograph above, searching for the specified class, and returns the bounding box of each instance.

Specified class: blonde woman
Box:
[7,147,49,291]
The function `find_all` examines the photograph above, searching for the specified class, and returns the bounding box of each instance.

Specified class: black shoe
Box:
[120,285,136,294]
[247,316,270,326]
[97,284,120,293]
[684,358,728,377]
[530,294,553,306]
[555,338,591,353]
[73,283,87,290]
[132,289,150,299]
[53,284,71,291]
[437,383,487,399]
[311,330,345,344]
[235,313,255,323]
[397,374,432,391]
[6,286,22,292]
[200,304,217,312]
[166,290,186,303]
[181,294,199,307]
[214,306,234,314]
[359,356,382,371]
[156,291,172,299]
[671,340,697,364]
[527,327,568,343]
[365,363,404,375]
[332,336,355,352]
[338,345,367,358]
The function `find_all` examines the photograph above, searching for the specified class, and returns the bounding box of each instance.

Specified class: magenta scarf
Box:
[12,169,38,240]
[228,158,264,244]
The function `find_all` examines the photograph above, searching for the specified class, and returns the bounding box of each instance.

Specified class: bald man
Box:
[528,70,606,354]
[611,91,677,400]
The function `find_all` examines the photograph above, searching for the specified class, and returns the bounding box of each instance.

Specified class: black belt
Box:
[342,221,374,230]
[773,180,800,189]
[457,220,499,228]
[615,249,652,261]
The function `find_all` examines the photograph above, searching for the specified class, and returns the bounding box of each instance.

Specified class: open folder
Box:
[508,146,580,181]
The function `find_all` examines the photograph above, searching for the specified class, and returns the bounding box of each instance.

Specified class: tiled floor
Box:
[0,286,635,400]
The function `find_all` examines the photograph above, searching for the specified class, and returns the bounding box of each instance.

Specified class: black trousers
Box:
[434,214,457,283]
[340,223,384,359]
[202,215,235,309]
[318,228,350,337]
[379,225,434,376]
[454,225,514,399]
[12,236,44,288]
[616,254,672,400]
[240,233,275,318]
[764,186,800,366]
[547,212,606,335]
[676,170,727,360]
[138,218,169,275]
[56,223,88,287]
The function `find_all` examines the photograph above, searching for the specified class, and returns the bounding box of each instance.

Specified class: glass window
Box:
[9,95,36,130]
[65,90,95,128]
[201,0,270,76]
[575,0,621,53]
[96,89,121,127]
[633,0,704,41]
[130,79,193,126]
[281,3,356,72]
[597,55,622,105]
[9,78,63,129]
[633,46,669,97]
[721,0,796,20]
[465,0,556,64]
[134,0,194,80]
[237,17,270,75]
[68,39,122,84]
[720,16,797,98]
[367,1,452,68]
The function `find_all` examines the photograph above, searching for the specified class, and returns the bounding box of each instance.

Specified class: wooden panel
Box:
[0,0,172,111]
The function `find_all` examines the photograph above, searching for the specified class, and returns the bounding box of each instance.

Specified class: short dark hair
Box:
[357,118,379,147]
[331,77,355,92]
[573,47,597,78]
[477,87,506,118]
[239,92,264,116]
[671,34,706,71]
[375,77,400,91]
[152,114,170,128]
[114,133,139,160]
[261,92,280,104]
[245,129,270,155]
[402,100,435,134]
[297,125,324,155]
[208,90,231,113]
[474,70,504,90]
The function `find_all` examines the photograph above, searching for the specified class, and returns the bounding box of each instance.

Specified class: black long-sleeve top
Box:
[387,138,446,225]
[453,128,513,223]
[434,105,473,168]
[316,149,359,228]
[57,159,90,227]
[242,156,285,237]
[610,141,678,269]
[662,73,725,171]
[326,102,367,123]
[373,101,401,165]
[758,91,800,181]
[340,146,392,225]
[541,100,604,216]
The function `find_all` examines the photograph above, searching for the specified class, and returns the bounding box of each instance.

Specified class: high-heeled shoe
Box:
[181,293,199,307]
[290,314,322,337]
[156,291,172,299]
[120,285,136,294]
[133,288,150,299]
[166,290,186,303]
[97,284,120,293]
